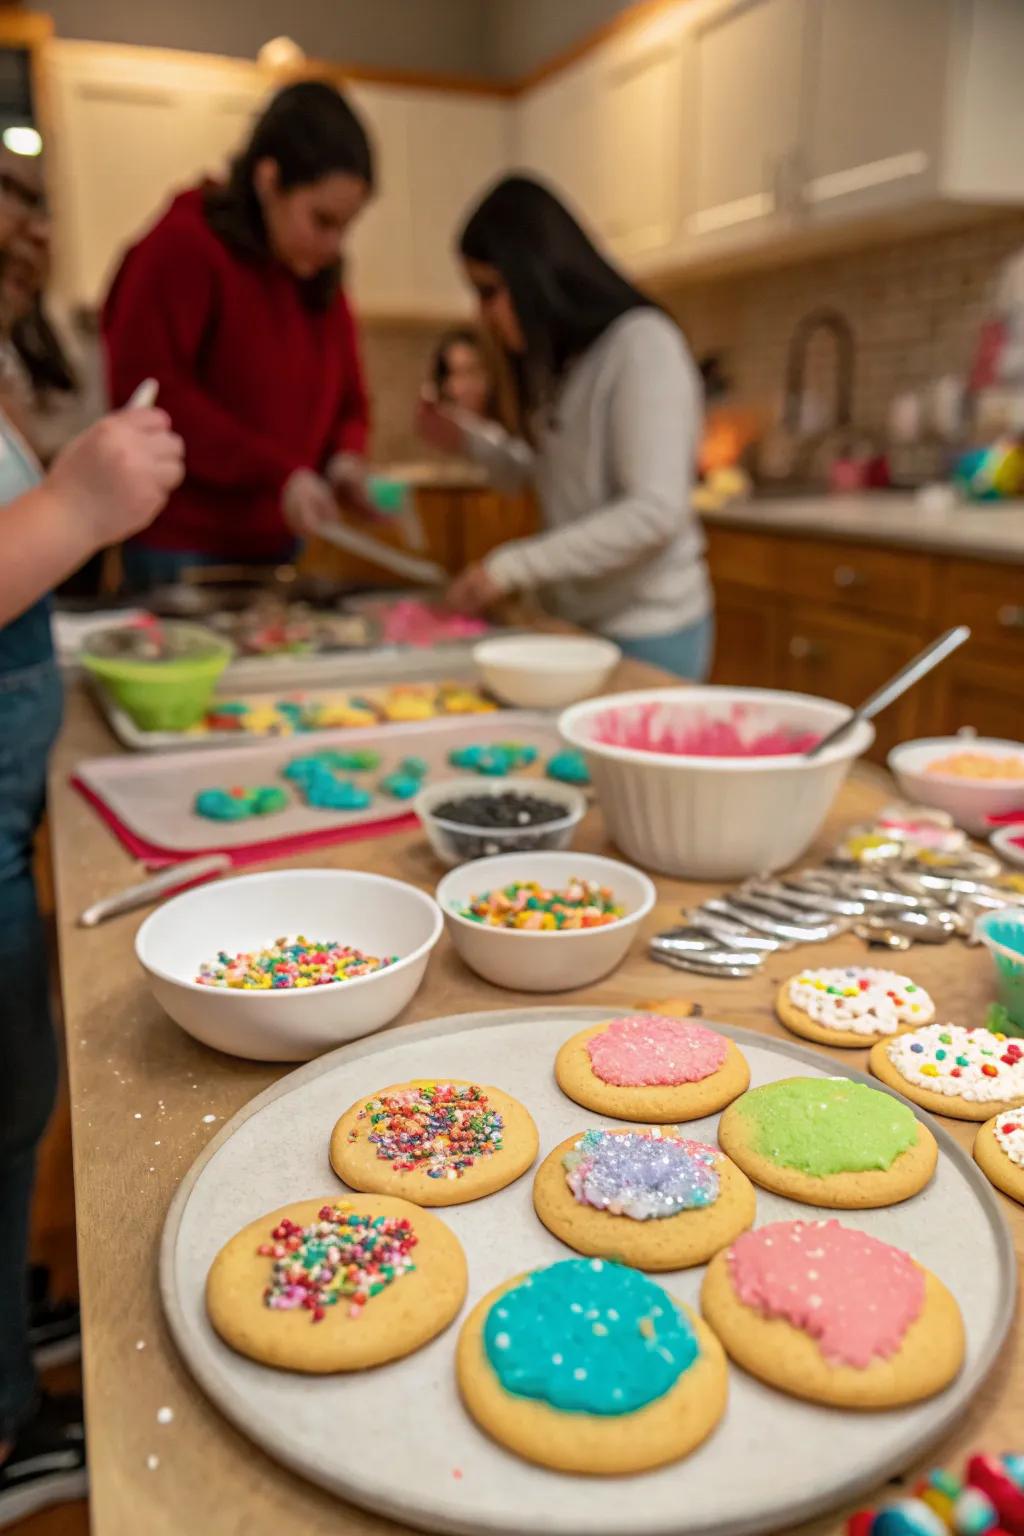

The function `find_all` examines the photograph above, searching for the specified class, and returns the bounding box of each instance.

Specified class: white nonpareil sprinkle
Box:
[156,1407,173,1425]
[147,1455,159,1471]
[135,1340,146,1350]
[202,1114,217,1124]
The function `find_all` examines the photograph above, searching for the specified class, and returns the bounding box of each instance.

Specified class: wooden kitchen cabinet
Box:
[801,0,947,223]
[710,579,781,689]
[926,652,1024,741]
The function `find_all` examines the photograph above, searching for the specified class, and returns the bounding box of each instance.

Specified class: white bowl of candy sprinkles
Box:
[435,850,655,992]
[135,869,442,1061]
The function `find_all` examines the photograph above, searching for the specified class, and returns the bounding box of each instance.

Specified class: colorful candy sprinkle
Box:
[563,1129,719,1220]
[258,1202,416,1322]
[195,935,396,989]
[455,877,623,931]
[353,1082,503,1179]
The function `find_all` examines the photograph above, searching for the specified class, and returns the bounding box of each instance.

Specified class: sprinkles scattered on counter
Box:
[259,1202,416,1322]
[354,1082,503,1179]
[195,935,397,989]
[455,878,623,931]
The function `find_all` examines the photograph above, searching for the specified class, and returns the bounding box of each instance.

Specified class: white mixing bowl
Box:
[888,736,1024,836]
[559,686,875,880]
[135,869,442,1061]
[473,634,621,709]
[435,850,655,992]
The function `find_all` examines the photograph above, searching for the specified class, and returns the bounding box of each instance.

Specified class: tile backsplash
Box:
[662,211,1024,438]
[362,318,453,464]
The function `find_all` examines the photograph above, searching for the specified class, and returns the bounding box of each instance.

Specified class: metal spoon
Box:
[804,625,971,758]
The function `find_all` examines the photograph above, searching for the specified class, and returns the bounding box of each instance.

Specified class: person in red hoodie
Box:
[103,80,374,589]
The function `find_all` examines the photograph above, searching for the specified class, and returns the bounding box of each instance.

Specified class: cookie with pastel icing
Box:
[870,1024,1024,1121]
[456,1257,727,1474]
[718,1077,937,1208]
[776,966,935,1048]
[206,1195,466,1372]
[555,1015,749,1123]
[533,1128,756,1269]
[701,1217,964,1408]
[329,1079,539,1206]
[974,1111,1024,1204]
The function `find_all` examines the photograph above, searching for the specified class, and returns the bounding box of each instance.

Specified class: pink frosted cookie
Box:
[555,1014,749,1123]
[702,1217,964,1407]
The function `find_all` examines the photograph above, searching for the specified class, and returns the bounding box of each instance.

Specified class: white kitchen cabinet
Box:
[687,0,808,249]
[596,13,691,263]
[46,41,269,308]
[800,0,949,222]
[514,53,605,235]
[343,83,415,316]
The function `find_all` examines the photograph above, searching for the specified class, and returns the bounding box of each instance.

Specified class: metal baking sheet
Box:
[160,1008,1015,1536]
[75,713,567,854]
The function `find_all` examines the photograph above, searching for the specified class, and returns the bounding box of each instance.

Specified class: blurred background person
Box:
[417,175,713,680]
[430,325,497,419]
[102,80,376,592]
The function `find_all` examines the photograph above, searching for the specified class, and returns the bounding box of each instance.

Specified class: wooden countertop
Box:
[701,492,1024,564]
[49,674,1022,1536]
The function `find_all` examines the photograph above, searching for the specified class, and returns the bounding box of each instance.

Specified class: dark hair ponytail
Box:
[459,174,652,419]
[205,79,374,311]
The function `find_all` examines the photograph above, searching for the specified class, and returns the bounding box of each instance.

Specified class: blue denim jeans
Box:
[614,613,715,682]
[0,656,63,1437]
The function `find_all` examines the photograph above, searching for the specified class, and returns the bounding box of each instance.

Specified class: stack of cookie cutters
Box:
[651,846,1019,978]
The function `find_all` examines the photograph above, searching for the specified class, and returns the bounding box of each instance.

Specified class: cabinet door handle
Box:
[789,635,826,661]
[834,564,865,589]
[998,603,1024,629]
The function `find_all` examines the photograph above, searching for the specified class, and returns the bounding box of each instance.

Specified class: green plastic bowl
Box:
[82,622,232,732]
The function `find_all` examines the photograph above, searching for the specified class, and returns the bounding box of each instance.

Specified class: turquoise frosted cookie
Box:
[456,1256,727,1473]
[448,742,536,776]
[304,776,373,810]
[195,786,288,820]
[546,750,590,786]
[379,771,420,800]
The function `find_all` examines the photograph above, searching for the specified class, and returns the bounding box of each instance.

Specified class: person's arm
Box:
[485,316,701,593]
[103,222,307,491]
[331,292,370,460]
[416,395,535,493]
[0,408,184,626]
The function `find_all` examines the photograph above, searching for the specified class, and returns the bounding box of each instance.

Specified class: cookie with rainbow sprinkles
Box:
[776,966,935,1048]
[870,1023,1024,1121]
[456,1256,727,1474]
[718,1077,937,1208]
[974,1110,1024,1204]
[205,1194,466,1372]
[555,1014,750,1123]
[701,1217,964,1408]
[533,1126,756,1270]
[329,1079,539,1206]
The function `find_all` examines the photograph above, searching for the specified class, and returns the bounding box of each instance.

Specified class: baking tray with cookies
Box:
[160,1004,1015,1536]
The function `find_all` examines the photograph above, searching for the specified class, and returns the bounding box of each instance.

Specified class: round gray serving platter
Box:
[160,1007,1016,1536]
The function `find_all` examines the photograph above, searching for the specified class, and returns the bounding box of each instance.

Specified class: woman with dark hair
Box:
[417,175,712,679]
[431,327,495,418]
[103,80,375,589]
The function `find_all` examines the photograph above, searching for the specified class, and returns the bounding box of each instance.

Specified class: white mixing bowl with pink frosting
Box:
[558,685,875,880]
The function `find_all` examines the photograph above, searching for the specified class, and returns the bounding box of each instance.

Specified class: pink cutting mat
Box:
[72,710,564,869]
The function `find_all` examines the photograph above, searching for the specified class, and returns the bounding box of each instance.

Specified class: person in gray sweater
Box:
[417,175,713,680]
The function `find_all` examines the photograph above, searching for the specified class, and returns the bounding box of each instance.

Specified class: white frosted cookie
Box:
[777,967,935,1048]
[974,1110,1024,1204]
[871,1024,1024,1121]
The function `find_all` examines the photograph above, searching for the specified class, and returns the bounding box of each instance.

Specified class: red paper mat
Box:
[72,775,417,869]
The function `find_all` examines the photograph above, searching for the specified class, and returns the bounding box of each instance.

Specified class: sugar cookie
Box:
[701,1218,963,1408]
[776,967,935,1048]
[555,1014,749,1122]
[533,1128,755,1269]
[870,1024,1024,1120]
[456,1257,727,1474]
[330,1079,539,1206]
[206,1195,466,1372]
[718,1077,937,1208]
[974,1111,1024,1204]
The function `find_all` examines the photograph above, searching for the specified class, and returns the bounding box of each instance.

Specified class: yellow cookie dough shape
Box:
[718,1078,938,1209]
[533,1128,756,1269]
[974,1112,1024,1205]
[457,1263,727,1474]
[330,1079,539,1206]
[775,967,935,1049]
[206,1194,466,1372]
[701,1223,964,1409]
[555,1018,750,1123]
